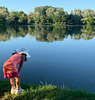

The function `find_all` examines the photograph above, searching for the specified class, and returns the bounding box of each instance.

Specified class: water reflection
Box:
[0,25,95,92]
[0,25,95,42]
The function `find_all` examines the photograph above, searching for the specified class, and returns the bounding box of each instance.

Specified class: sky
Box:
[0,0,95,14]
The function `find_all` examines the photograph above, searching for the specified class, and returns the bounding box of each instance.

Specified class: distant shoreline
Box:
[0,6,95,26]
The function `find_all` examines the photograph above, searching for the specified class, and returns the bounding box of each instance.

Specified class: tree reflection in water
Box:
[0,25,95,42]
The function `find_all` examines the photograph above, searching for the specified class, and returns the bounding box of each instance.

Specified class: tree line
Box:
[0,6,95,25]
[0,25,95,41]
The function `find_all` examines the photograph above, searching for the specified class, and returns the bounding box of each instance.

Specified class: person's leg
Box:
[10,78,15,88]
[15,74,24,94]
[15,74,20,89]
[10,78,16,94]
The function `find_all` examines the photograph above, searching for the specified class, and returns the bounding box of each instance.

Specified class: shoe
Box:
[11,87,16,94]
[15,87,24,94]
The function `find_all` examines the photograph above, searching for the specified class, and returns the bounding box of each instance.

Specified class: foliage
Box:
[0,6,8,24]
[6,11,18,25]
[86,16,93,25]
[17,11,27,25]
[0,6,95,25]
[27,12,34,24]
[0,25,95,42]
[81,9,95,25]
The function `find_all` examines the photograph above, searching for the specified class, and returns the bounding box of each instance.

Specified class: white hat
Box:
[15,48,31,58]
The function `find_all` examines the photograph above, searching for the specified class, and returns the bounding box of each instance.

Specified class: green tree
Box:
[69,9,83,25]
[81,9,95,25]
[27,12,34,25]
[86,16,93,25]
[17,11,27,25]
[6,11,18,25]
[52,8,66,25]
[46,7,56,24]
[34,6,49,25]
[0,6,8,24]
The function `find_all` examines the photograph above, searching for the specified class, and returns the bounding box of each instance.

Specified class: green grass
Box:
[0,80,95,100]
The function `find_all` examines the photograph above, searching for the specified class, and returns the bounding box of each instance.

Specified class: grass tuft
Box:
[0,80,95,100]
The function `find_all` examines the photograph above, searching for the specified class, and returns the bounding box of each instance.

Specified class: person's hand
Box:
[17,73,20,78]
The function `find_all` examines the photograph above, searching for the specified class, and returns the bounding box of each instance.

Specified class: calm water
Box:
[0,25,95,92]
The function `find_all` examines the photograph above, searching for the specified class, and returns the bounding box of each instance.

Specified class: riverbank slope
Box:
[0,80,95,100]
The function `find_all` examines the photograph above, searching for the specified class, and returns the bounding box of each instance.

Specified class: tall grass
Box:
[0,80,95,100]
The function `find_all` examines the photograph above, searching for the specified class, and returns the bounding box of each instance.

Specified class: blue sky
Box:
[0,0,95,14]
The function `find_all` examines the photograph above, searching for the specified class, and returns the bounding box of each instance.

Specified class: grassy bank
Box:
[0,80,95,100]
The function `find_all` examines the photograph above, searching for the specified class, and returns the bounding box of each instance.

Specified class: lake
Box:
[0,25,95,92]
